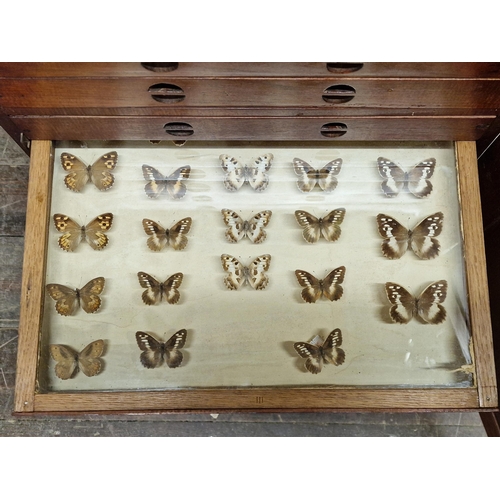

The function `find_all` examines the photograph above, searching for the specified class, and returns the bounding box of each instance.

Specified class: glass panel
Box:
[37,141,473,392]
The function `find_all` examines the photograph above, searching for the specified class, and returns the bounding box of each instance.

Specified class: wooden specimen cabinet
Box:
[0,62,498,417]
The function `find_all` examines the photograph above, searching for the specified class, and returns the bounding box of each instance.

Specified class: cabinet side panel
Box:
[14,140,53,413]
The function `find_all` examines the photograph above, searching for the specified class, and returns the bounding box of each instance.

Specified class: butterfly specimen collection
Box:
[46,150,454,381]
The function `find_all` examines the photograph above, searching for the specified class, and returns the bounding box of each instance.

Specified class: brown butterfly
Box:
[295,267,346,303]
[49,340,105,380]
[294,329,345,374]
[220,153,273,191]
[135,330,187,369]
[221,254,271,290]
[53,213,113,252]
[221,209,272,244]
[293,157,342,193]
[385,280,448,324]
[294,209,346,244]
[142,217,192,251]
[377,157,436,198]
[46,277,105,316]
[142,164,191,199]
[61,151,118,192]
[376,212,444,260]
[137,272,183,305]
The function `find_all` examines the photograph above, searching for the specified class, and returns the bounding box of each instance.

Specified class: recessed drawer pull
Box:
[148,83,185,103]
[163,122,194,137]
[322,85,356,104]
[141,62,179,72]
[326,63,364,73]
[320,123,347,138]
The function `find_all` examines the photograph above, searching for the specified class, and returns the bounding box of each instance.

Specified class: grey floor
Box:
[0,126,488,436]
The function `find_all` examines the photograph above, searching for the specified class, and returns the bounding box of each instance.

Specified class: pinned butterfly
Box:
[293,157,342,193]
[142,164,191,199]
[142,217,192,251]
[221,254,271,290]
[50,340,105,380]
[376,212,444,260]
[221,209,272,244]
[377,157,436,198]
[61,151,118,192]
[294,329,345,374]
[46,277,105,316]
[220,153,273,191]
[294,208,346,244]
[135,330,187,369]
[385,280,448,324]
[137,272,184,305]
[295,267,346,303]
[53,213,113,251]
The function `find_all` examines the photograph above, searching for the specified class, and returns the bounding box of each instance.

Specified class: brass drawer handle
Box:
[320,123,347,138]
[326,63,364,73]
[322,84,356,104]
[148,83,185,103]
[163,122,194,137]
[141,62,179,72]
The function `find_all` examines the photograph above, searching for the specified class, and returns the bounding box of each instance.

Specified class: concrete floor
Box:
[0,127,487,436]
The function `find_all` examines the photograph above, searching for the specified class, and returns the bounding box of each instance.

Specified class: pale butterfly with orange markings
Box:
[46,277,105,316]
[49,340,105,380]
[53,213,113,251]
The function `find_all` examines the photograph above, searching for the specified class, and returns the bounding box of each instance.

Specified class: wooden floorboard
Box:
[0,126,489,436]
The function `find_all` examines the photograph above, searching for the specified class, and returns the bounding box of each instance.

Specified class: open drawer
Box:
[14,139,497,414]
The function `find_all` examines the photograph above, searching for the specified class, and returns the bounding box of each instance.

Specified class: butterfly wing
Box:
[293,342,323,374]
[221,209,246,243]
[319,208,346,242]
[407,158,436,198]
[247,210,272,243]
[317,158,342,192]
[53,214,83,252]
[248,153,273,191]
[164,329,187,368]
[220,154,245,191]
[83,213,113,250]
[221,254,245,290]
[89,151,118,191]
[78,340,105,377]
[135,331,165,368]
[162,273,184,304]
[321,266,346,301]
[142,164,167,198]
[142,218,168,251]
[416,280,448,324]
[45,283,79,316]
[321,329,346,366]
[294,210,320,244]
[165,166,191,199]
[137,272,162,305]
[385,282,415,324]
[293,158,318,192]
[49,344,79,380]
[167,217,192,250]
[377,157,407,197]
[376,214,409,259]
[78,277,105,314]
[295,270,322,303]
[248,254,271,290]
[410,212,443,260]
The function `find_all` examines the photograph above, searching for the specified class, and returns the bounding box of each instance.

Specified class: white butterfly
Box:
[385,280,448,324]
[293,157,342,193]
[376,212,444,260]
[220,153,273,191]
[221,209,272,244]
[377,157,436,198]
[294,329,345,374]
[294,209,346,244]
[220,254,271,290]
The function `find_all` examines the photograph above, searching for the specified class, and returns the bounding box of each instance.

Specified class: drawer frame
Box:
[13,140,498,415]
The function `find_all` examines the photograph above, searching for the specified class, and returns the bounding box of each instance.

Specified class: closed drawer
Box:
[1,62,500,78]
[11,115,494,142]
